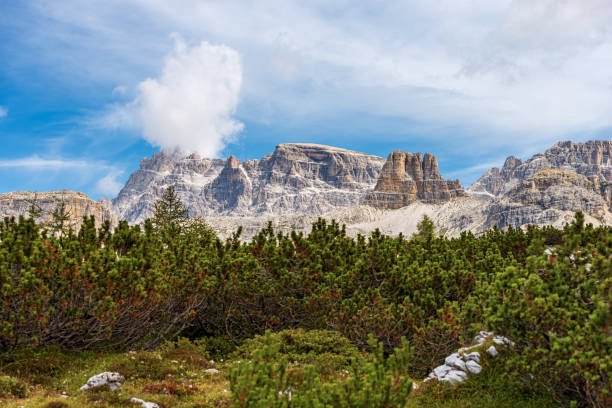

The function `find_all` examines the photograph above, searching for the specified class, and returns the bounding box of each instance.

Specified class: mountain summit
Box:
[112,144,465,224]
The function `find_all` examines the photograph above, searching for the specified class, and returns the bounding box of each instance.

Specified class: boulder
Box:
[80,372,125,392]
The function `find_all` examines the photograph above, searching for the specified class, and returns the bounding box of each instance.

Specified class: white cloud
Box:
[94,36,244,157]
[95,171,124,196]
[19,0,612,153]
[88,102,140,130]
[135,36,243,157]
[0,106,7,118]
[112,85,127,96]
[0,156,100,168]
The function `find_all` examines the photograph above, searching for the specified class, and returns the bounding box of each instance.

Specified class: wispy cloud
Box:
[0,155,112,169]
[0,106,7,118]
[445,158,509,185]
[95,170,124,196]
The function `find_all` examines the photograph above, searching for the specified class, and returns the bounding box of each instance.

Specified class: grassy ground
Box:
[0,341,559,408]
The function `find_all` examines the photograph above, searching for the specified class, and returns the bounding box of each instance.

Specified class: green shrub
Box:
[234,329,363,375]
[480,216,612,407]
[1,211,609,408]
[229,332,412,407]
[0,374,29,398]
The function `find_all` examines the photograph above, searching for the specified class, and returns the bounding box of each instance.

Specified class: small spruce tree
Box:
[414,214,435,242]
[152,186,188,236]
[27,193,43,220]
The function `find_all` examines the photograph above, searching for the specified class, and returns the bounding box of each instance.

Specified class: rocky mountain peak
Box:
[501,156,522,174]
[363,150,465,209]
[468,140,612,201]
[225,155,240,169]
[113,143,386,222]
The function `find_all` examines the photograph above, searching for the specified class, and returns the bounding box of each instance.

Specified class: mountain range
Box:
[1,140,610,238]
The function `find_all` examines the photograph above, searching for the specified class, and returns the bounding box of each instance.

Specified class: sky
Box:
[1,0,611,199]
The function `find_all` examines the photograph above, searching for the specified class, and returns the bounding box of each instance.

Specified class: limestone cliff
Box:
[363,151,465,209]
[113,143,386,223]
[468,140,612,200]
[0,190,117,230]
[484,169,611,230]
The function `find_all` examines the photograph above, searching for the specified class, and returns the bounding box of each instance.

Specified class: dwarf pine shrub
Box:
[0,211,609,407]
[229,332,412,408]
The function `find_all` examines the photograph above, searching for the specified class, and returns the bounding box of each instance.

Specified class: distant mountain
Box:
[1,140,610,239]
[113,143,464,224]
[0,190,116,230]
[467,140,612,203]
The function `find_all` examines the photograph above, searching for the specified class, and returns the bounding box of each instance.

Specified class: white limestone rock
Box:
[425,332,511,386]
[444,369,468,385]
[80,372,125,392]
[464,351,480,363]
[130,397,160,408]
[465,359,482,375]
[444,353,467,372]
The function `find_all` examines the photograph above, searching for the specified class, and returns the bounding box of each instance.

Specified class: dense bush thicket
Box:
[0,209,610,406]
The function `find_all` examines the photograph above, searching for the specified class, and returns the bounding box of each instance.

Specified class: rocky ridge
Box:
[113,144,464,224]
[113,143,388,223]
[1,140,610,239]
[468,140,612,202]
[0,190,117,230]
[484,169,611,230]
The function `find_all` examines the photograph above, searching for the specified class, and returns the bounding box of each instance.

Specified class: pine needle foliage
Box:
[152,186,188,237]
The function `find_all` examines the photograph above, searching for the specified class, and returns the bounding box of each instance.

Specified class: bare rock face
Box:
[204,156,252,212]
[467,156,523,201]
[468,140,612,200]
[0,190,117,230]
[113,143,386,223]
[363,151,466,209]
[485,169,610,230]
[113,150,225,224]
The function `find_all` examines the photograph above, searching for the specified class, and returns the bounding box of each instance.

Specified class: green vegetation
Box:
[229,333,412,407]
[0,208,610,407]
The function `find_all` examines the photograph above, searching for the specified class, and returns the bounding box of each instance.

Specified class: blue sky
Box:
[1,1,611,199]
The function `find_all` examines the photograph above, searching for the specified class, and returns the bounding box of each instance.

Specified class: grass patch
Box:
[0,333,562,408]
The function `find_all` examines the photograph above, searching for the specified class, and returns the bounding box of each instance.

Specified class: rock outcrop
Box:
[130,397,160,408]
[113,144,468,223]
[425,331,513,385]
[485,169,611,230]
[468,140,612,201]
[0,190,117,230]
[467,156,523,201]
[363,151,466,209]
[111,139,611,238]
